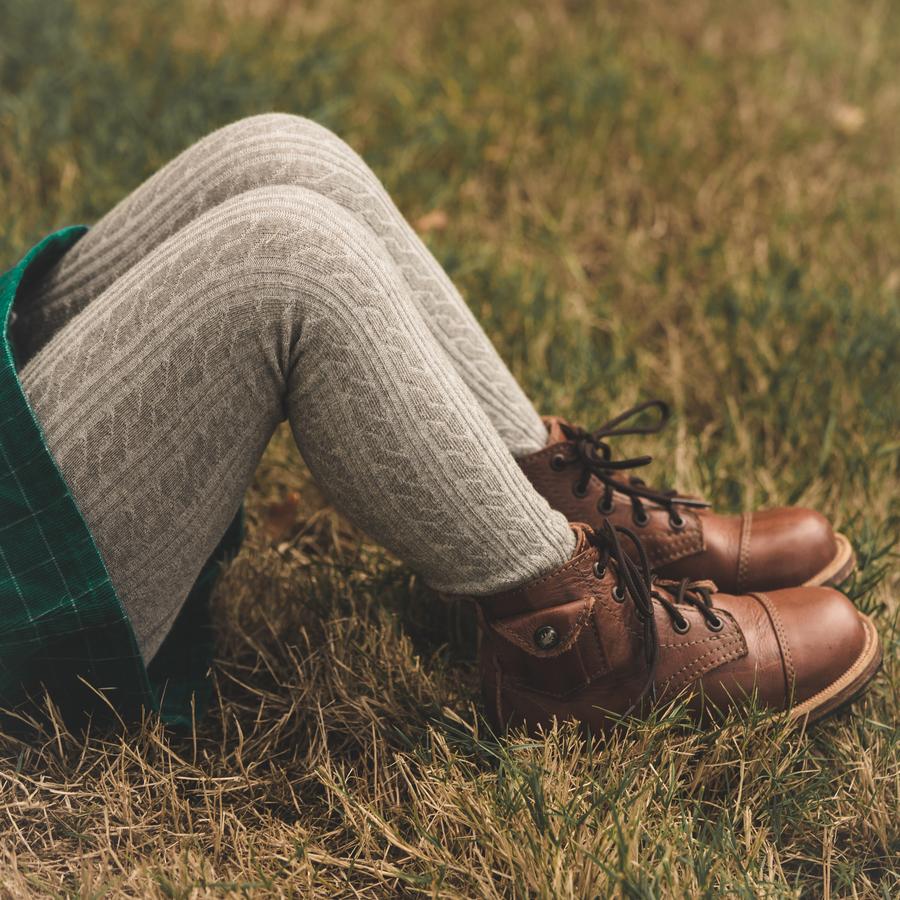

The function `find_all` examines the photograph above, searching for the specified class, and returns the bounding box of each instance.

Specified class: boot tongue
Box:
[569,522,593,554]
[543,416,573,445]
[654,577,719,600]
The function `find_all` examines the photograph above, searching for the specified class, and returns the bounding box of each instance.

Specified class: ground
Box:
[0,0,897,896]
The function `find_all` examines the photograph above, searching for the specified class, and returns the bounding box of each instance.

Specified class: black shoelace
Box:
[588,522,723,713]
[651,577,723,634]
[552,400,710,528]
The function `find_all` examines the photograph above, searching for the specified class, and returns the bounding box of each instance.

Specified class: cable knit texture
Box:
[16,113,548,455]
[19,169,573,663]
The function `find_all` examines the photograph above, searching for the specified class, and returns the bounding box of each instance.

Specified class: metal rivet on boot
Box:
[533,625,560,650]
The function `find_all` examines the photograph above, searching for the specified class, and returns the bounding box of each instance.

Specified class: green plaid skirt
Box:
[0,227,243,729]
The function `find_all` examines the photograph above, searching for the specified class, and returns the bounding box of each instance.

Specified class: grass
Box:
[0,0,898,895]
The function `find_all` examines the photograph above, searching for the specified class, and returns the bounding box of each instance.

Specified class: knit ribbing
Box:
[20,184,574,663]
[16,113,548,456]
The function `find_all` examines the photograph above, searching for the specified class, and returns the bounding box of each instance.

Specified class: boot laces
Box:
[587,522,723,712]
[651,578,723,632]
[556,400,710,527]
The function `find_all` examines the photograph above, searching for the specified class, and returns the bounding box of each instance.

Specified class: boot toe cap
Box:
[747,508,838,590]
[767,586,868,704]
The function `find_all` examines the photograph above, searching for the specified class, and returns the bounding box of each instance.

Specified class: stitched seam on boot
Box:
[737,512,753,593]
[668,629,745,683]
[646,526,705,566]
[498,605,611,699]
[752,591,796,696]
[675,641,744,687]
[491,596,596,656]
[574,638,592,684]
[595,593,642,638]
[493,552,589,598]
[587,612,611,674]
[660,632,734,649]
[670,640,744,690]
[511,612,610,697]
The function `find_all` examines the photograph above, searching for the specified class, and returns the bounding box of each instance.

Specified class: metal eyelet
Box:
[705,615,724,632]
[598,497,615,515]
[672,617,691,634]
[669,512,686,531]
[550,453,567,471]
[534,624,560,650]
[612,586,626,603]
[572,482,588,499]
[633,509,650,527]
[592,561,606,579]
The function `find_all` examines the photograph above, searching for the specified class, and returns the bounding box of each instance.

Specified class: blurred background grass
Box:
[0,0,897,896]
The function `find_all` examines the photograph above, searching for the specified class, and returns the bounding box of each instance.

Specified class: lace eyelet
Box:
[598,497,615,515]
[572,482,588,499]
[612,586,626,603]
[669,512,686,531]
[672,617,691,635]
[633,509,650,528]
[549,453,567,471]
[592,561,606,579]
[705,615,724,633]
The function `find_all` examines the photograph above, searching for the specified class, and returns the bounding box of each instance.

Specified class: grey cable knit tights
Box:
[15,114,574,663]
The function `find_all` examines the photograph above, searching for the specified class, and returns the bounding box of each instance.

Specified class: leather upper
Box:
[477,524,870,735]
[517,417,841,593]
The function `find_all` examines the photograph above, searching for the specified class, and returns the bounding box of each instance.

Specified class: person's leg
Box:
[16,114,547,455]
[19,185,574,663]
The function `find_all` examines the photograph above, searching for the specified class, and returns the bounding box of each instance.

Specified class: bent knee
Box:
[215,111,333,143]
[193,185,407,373]
[204,113,365,186]
[208,185,398,292]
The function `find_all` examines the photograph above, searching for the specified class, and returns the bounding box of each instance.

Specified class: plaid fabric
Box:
[0,227,243,729]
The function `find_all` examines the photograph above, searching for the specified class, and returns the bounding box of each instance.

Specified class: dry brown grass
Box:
[0,0,897,895]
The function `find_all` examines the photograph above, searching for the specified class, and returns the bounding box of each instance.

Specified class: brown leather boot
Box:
[475,524,881,736]
[517,402,855,594]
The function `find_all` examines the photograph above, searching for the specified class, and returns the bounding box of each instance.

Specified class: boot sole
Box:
[802,531,856,587]
[789,612,882,724]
